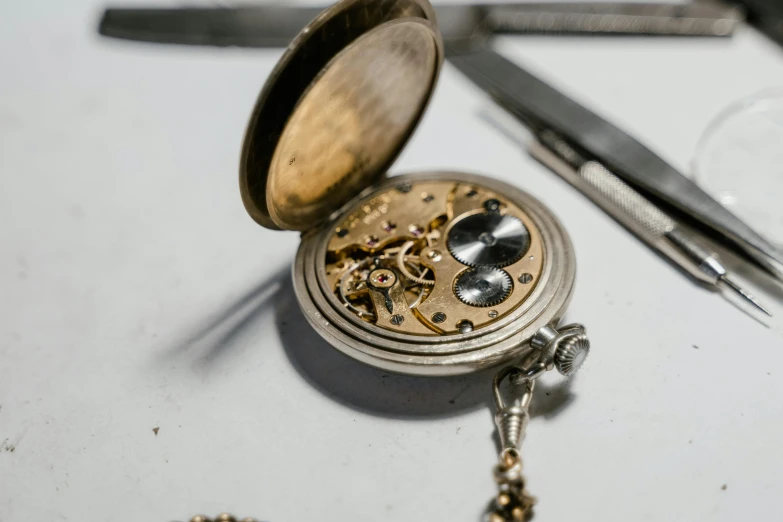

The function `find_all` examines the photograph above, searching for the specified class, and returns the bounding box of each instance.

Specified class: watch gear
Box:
[336,255,432,321]
[396,241,436,286]
[455,267,513,307]
[447,213,531,268]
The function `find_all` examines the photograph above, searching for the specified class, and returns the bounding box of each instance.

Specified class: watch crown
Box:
[554,330,590,377]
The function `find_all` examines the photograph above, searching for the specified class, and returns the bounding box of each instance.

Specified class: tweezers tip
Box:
[720,276,773,317]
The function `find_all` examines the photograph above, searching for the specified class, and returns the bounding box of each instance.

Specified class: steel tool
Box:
[735,0,783,47]
[98,2,745,49]
[447,47,783,286]
[529,130,771,315]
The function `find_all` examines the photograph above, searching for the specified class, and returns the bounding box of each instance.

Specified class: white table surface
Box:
[2,1,783,521]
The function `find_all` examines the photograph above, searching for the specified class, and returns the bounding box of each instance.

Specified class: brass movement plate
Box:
[324,180,545,335]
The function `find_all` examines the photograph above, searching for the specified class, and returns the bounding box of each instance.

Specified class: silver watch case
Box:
[293,171,576,376]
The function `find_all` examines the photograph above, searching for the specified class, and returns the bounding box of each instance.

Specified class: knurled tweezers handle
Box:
[529,140,720,285]
[577,161,675,237]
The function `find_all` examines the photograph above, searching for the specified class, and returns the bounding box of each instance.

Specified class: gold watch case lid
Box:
[239,0,444,231]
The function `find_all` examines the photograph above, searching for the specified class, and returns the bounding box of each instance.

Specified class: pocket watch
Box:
[237,1,591,519]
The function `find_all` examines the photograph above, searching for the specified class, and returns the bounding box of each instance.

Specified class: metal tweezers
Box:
[98,2,783,314]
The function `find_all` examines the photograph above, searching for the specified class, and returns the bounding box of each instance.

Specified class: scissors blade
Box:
[98,2,742,48]
[448,46,783,277]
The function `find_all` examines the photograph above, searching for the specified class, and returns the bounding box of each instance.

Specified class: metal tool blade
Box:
[98,6,324,48]
[735,0,783,47]
[487,2,744,36]
[97,5,493,49]
[98,2,743,49]
[447,47,783,277]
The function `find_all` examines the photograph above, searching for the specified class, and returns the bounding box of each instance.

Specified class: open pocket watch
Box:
[237,1,591,519]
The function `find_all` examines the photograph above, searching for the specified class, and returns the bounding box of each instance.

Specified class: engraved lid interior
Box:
[240,0,443,231]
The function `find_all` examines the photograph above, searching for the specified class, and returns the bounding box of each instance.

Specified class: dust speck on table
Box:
[692,345,699,350]
[721,484,727,491]
[153,427,160,436]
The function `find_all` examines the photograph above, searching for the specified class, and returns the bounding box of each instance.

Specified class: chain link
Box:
[186,514,257,522]
[488,449,536,521]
